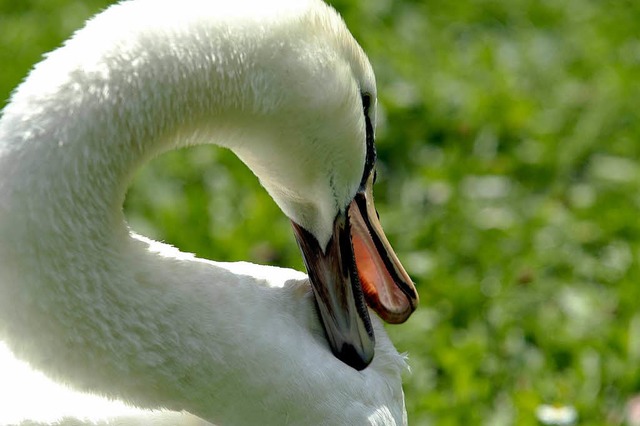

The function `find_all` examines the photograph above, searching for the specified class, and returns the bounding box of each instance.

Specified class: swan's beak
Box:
[292,213,375,370]
[291,173,418,370]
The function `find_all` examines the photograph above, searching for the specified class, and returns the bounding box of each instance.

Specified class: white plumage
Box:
[0,0,414,424]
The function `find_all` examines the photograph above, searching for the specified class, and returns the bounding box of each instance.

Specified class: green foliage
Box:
[2,0,639,424]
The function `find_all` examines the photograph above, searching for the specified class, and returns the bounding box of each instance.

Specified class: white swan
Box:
[0,0,418,424]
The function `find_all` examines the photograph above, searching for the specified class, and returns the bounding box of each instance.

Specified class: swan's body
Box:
[0,0,416,424]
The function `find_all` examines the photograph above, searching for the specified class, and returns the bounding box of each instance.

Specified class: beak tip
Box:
[335,342,374,371]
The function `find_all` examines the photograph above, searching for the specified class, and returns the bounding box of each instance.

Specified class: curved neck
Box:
[0,0,295,403]
[0,2,283,418]
[1,0,368,244]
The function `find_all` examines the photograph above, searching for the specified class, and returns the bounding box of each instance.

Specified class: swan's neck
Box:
[2,0,367,239]
[0,2,296,415]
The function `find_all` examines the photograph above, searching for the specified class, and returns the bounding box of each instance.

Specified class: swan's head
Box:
[227,2,418,370]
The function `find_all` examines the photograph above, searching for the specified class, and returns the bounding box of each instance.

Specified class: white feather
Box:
[0,0,405,424]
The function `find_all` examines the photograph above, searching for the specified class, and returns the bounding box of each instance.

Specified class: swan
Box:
[0,0,419,424]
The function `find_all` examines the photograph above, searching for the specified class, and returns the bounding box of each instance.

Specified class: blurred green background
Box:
[2,0,639,424]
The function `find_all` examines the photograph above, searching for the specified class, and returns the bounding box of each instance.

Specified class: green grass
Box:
[2,0,639,424]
